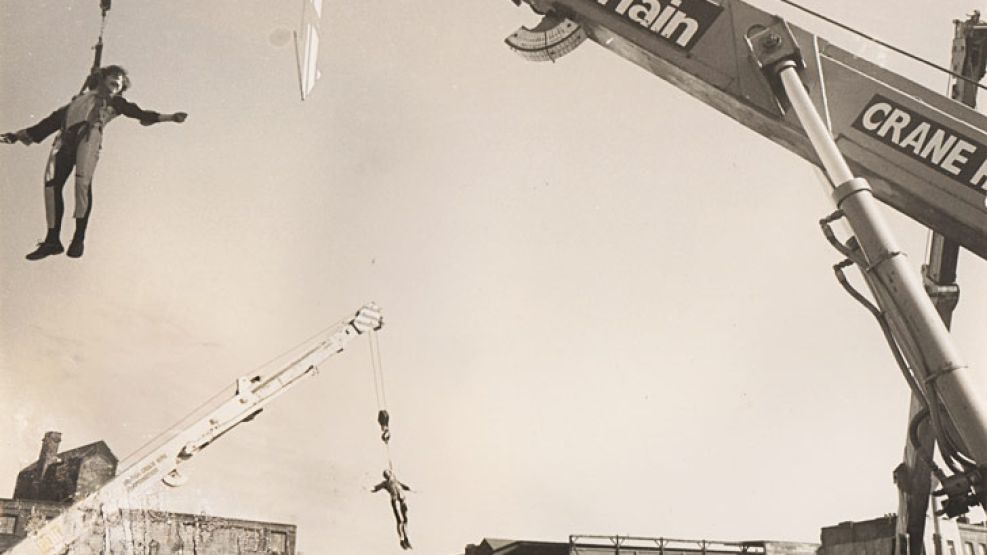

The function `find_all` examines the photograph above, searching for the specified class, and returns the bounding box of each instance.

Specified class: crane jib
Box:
[516,0,987,257]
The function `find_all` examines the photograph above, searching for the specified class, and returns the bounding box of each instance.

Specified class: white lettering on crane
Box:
[627,0,660,23]
[919,129,958,165]
[877,108,911,144]
[861,102,971,173]
[899,122,930,154]
[662,10,700,45]
[853,94,987,206]
[943,140,977,176]
[596,0,721,50]
[613,0,635,14]
[969,158,987,189]
[861,102,892,131]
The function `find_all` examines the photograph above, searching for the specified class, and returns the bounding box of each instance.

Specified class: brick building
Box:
[463,523,987,555]
[13,432,117,504]
[0,432,296,554]
[819,515,987,555]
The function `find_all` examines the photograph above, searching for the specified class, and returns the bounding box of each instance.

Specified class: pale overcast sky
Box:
[3,1,987,554]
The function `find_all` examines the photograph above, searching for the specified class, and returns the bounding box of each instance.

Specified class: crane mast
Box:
[503,0,987,551]
[7,303,383,555]
[896,13,987,555]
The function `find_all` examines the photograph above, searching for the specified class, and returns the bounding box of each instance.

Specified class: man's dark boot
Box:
[25,229,63,261]
[67,217,87,258]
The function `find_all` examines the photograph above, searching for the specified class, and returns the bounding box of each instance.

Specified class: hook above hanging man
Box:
[378,409,391,443]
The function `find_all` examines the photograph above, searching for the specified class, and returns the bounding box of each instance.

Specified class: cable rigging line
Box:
[369,328,388,412]
[368,327,395,470]
[78,0,113,95]
[118,315,353,471]
[776,0,987,94]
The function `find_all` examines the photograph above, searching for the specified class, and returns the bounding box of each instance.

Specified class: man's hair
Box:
[86,65,132,93]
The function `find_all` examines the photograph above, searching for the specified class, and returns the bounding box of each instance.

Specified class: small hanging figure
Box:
[377,409,391,443]
[1,65,187,260]
[372,469,412,550]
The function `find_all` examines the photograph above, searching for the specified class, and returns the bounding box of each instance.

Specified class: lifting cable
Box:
[119,314,404,493]
[78,0,113,95]
[777,0,987,94]
[369,327,395,470]
[116,314,355,472]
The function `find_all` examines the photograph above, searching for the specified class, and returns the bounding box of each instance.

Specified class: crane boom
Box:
[7,303,383,555]
[897,14,987,555]
[507,0,987,259]
[504,0,987,544]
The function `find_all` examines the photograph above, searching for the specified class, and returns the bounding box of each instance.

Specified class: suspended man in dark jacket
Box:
[2,65,187,260]
[372,469,413,549]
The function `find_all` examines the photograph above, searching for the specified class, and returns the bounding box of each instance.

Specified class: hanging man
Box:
[1,65,187,260]
[372,469,413,549]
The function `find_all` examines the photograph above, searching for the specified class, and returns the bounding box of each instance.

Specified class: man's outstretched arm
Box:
[3,106,67,145]
[113,96,187,126]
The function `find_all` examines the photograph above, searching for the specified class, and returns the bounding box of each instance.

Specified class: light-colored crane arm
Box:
[504,0,987,539]
[507,0,987,259]
[7,303,383,555]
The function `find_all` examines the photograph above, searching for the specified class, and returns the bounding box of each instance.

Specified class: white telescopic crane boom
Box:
[7,303,383,555]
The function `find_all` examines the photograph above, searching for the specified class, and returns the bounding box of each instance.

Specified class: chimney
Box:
[37,431,62,480]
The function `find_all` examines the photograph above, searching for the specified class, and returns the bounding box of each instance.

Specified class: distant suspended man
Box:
[372,469,413,550]
[2,65,188,260]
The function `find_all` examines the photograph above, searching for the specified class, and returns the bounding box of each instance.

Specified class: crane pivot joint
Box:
[746,19,803,73]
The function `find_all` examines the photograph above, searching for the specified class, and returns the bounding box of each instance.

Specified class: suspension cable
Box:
[368,327,395,470]
[776,0,987,94]
[78,3,112,95]
[369,328,388,411]
[119,316,353,470]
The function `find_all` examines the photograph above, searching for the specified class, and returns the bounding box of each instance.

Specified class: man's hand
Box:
[170,112,188,123]
[1,130,33,145]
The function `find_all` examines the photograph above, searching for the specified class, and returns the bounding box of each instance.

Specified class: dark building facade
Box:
[465,538,569,555]
[464,517,987,555]
[0,433,296,554]
[463,535,820,555]
[13,432,117,503]
[820,515,987,555]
